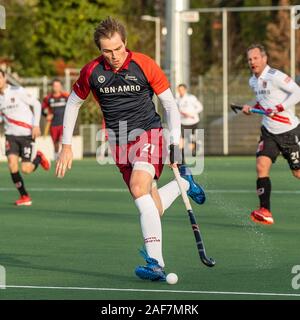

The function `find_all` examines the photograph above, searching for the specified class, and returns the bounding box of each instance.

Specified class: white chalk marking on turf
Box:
[4,285,300,297]
[0,188,299,194]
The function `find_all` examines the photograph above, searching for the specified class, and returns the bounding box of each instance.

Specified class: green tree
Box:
[0,0,130,76]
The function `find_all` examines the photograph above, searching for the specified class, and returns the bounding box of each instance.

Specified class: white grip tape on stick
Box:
[173,166,192,211]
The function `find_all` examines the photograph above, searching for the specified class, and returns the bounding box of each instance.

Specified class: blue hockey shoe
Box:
[179,165,206,204]
[135,248,166,281]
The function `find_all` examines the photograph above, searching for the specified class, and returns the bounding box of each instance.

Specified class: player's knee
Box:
[292,170,300,179]
[21,164,33,174]
[256,162,270,176]
[130,183,149,199]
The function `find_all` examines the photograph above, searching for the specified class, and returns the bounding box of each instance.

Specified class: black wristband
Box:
[169,144,181,164]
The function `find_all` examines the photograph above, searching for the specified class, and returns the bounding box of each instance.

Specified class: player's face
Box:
[52,81,62,95]
[247,48,267,77]
[177,86,186,97]
[100,32,128,71]
[0,73,7,92]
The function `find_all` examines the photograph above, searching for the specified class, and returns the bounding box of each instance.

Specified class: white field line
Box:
[0,187,299,194]
[3,285,300,297]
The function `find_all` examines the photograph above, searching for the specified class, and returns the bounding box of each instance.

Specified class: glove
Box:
[169,144,181,165]
[253,102,263,109]
[275,104,284,112]
[265,104,284,117]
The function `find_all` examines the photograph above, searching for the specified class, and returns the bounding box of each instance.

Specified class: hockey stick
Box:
[173,166,216,268]
[230,103,266,115]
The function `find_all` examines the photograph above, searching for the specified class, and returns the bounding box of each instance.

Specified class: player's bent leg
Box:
[292,169,300,179]
[156,166,205,214]
[21,162,35,174]
[157,179,187,214]
[150,182,164,216]
[33,150,51,171]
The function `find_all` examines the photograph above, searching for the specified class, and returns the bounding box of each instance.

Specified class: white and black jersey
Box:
[176,93,203,126]
[0,85,41,136]
[249,65,300,134]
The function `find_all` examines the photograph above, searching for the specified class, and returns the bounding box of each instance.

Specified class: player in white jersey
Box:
[0,70,50,206]
[176,84,203,160]
[242,44,300,225]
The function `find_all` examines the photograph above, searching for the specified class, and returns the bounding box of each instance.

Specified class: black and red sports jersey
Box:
[42,92,69,127]
[73,50,170,141]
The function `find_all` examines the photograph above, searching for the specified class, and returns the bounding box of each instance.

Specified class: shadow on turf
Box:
[0,253,134,283]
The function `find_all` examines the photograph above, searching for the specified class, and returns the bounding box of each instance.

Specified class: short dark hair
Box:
[247,43,267,56]
[177,83,187,89]
[94,17,127,50]
[0,69,5,77]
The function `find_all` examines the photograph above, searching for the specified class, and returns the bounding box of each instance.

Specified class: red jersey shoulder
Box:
[131,52,153,63]
[131,52,170,95]
[61,91,70,98]
[73,56,103,99]
[42,94,52,108]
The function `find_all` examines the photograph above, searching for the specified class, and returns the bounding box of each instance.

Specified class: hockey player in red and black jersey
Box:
[42,79,69,159]
[56,17,206,281]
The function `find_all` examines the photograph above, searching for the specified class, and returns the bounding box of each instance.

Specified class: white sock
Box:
[158,178,189,212]
[135,194,165,267]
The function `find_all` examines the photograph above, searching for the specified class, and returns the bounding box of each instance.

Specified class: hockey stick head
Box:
[188,210,216,268]
[201,256,216,267]
[230,103,243,114]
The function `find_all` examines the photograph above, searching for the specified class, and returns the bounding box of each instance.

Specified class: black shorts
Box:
[181,123,199,143]
[256,125,300,170]
[5,135,35,162]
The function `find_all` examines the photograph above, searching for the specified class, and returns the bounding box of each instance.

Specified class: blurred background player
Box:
[42,79,69,160]
[56,17,205,282]
[0,70,50,206]
[242,44,300,225]
[176,83,203,161]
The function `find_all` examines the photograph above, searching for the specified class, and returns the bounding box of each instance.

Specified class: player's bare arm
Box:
[55,91,84,178]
